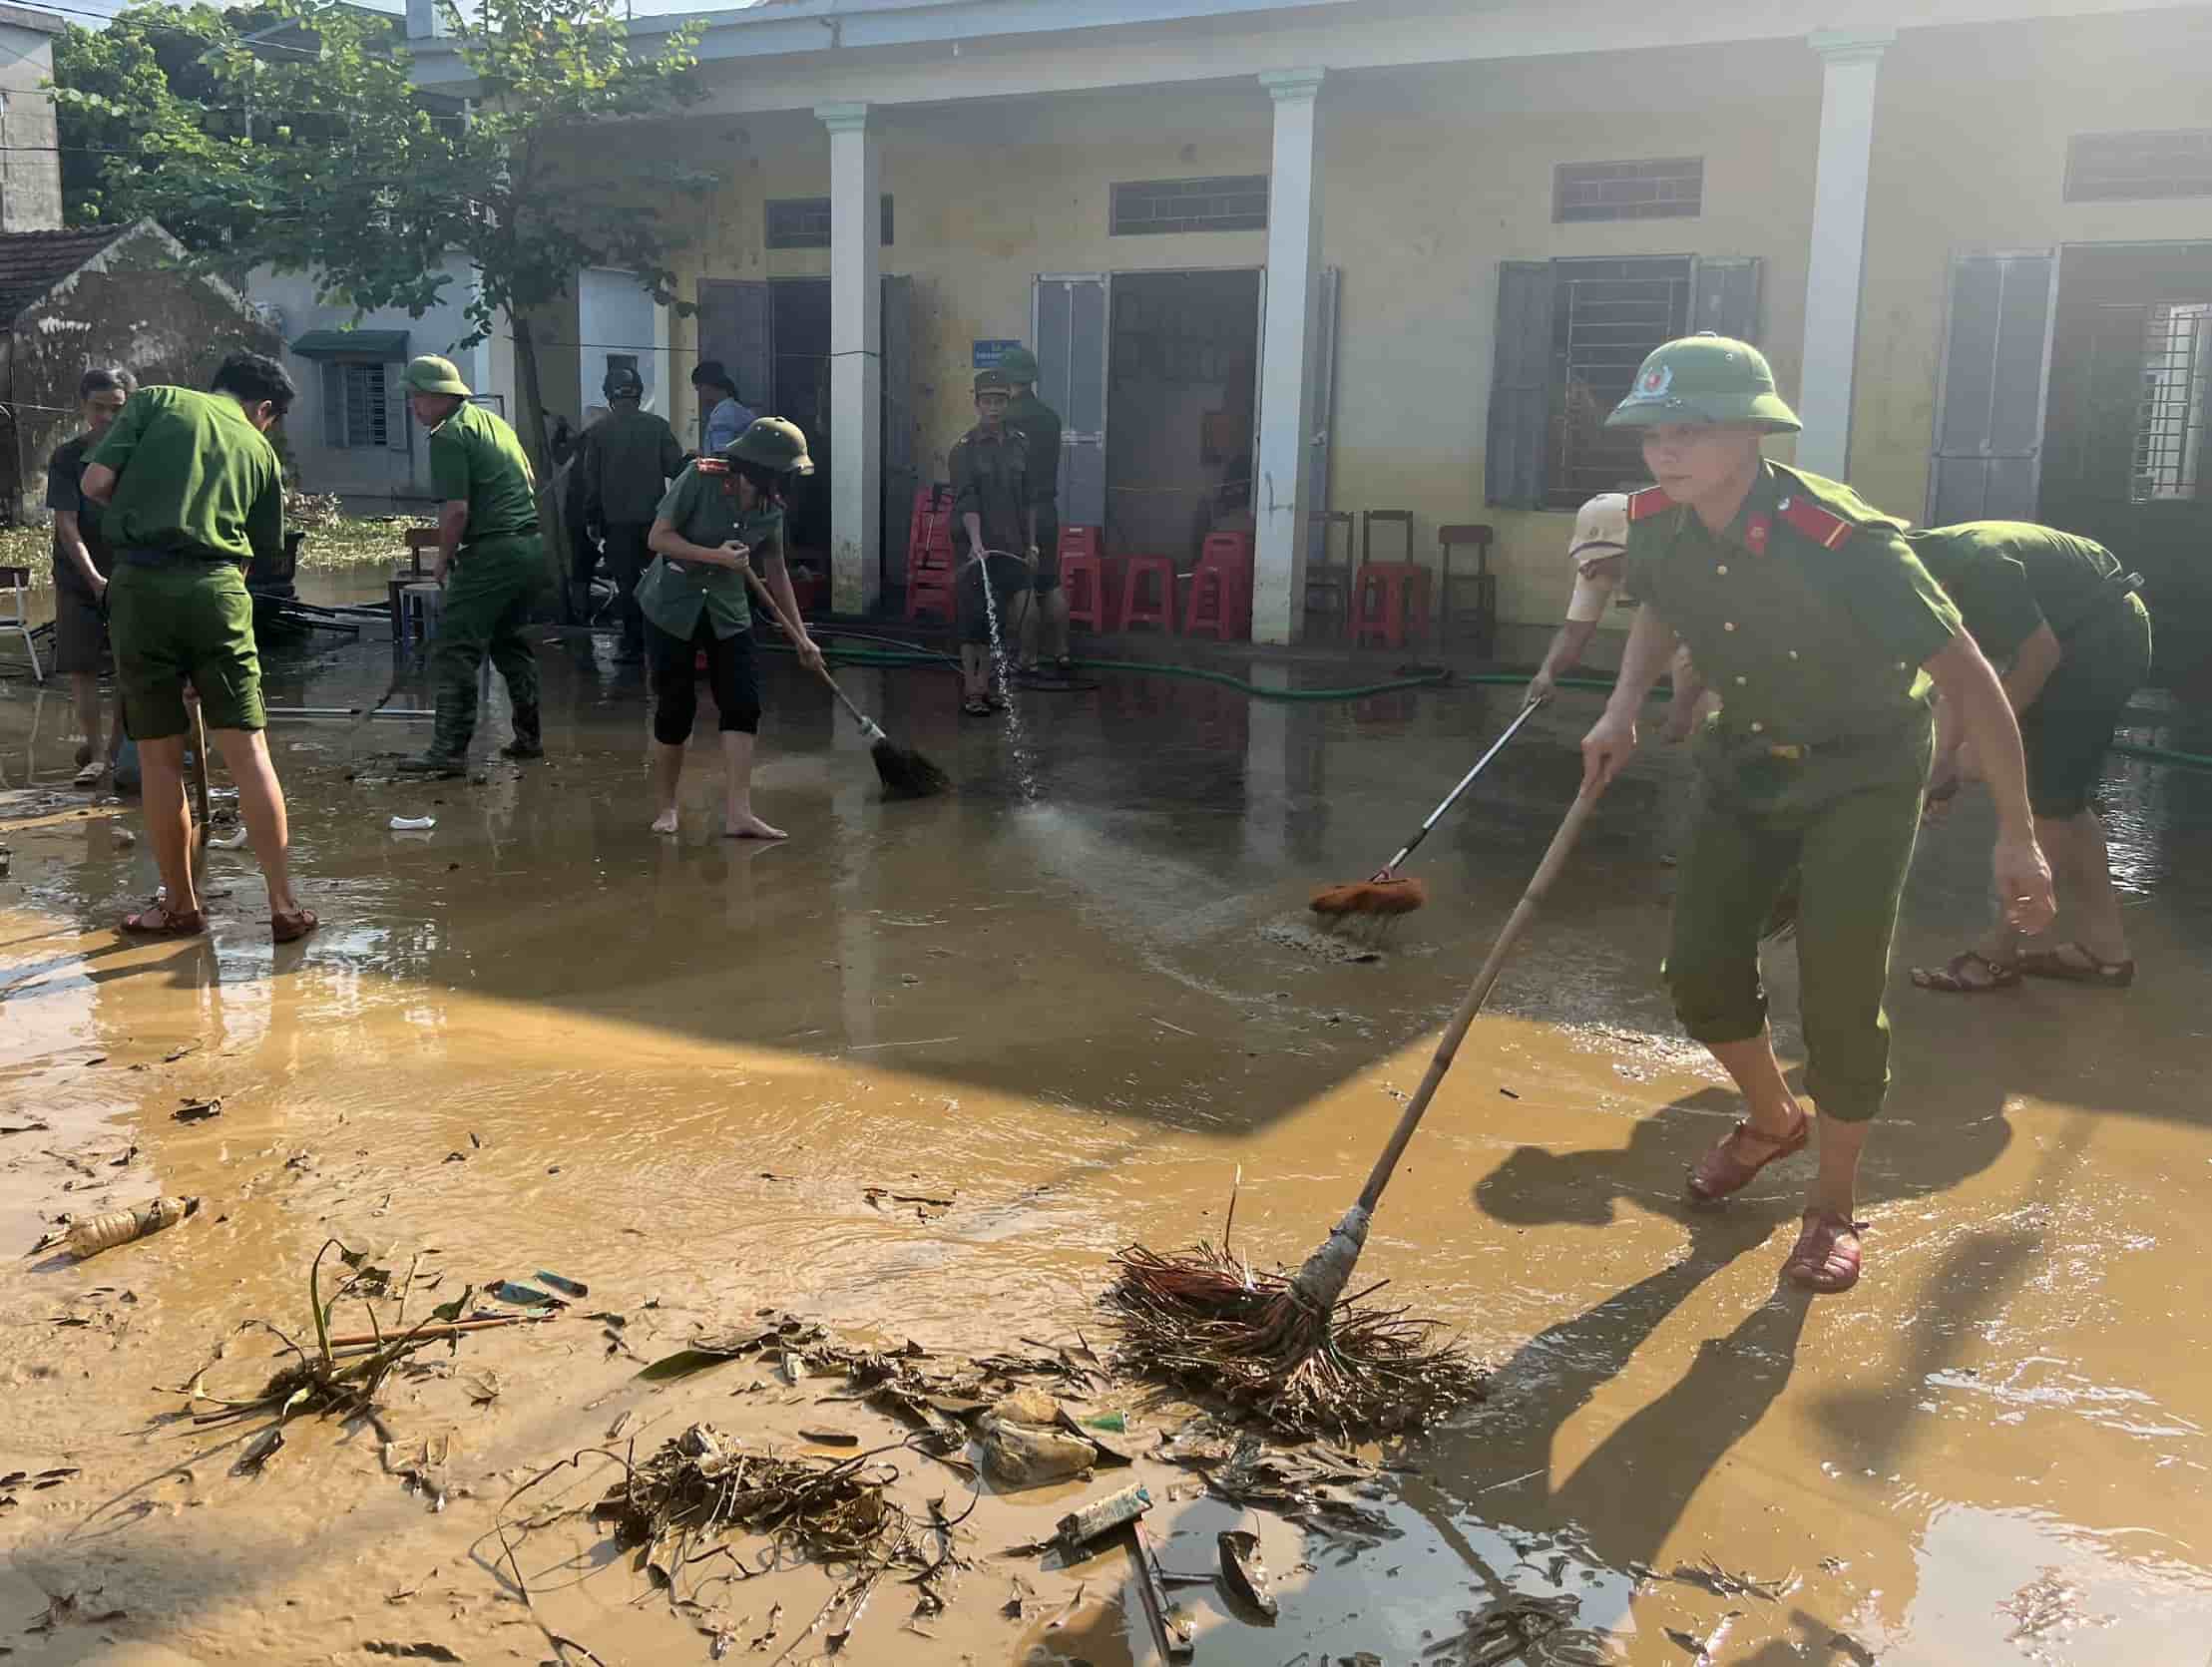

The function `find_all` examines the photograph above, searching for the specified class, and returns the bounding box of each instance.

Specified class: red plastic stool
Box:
[1349,561,1434,650]
[1059,527,1118,631]
[1118,555,1179,633]
[904,505,958,625]
[1183,534,1254,638]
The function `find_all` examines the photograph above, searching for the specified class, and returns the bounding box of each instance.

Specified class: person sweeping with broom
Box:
[640,417,823,837]
[1579,334,2055,1292]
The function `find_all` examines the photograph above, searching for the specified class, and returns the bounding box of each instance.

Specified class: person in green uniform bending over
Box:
[580,364,685,662]
[80,350,317,943]
[399,356,547,776]
[641,417,823,838]
[948,368,1036,715]
[1906,522,2152,993]
[997,346,1071,677]
[1579,335,2054,1293]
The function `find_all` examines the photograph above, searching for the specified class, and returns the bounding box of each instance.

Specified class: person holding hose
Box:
[397,355,547,776]
[640,417,824,838]
[80,350,315,943]
[1905,521,2152,992]
[948,367,1034,716]
[1579,334,2053,1293]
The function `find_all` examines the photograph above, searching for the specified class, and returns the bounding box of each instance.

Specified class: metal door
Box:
[1927,250,2057,526]
[1033,274,1108,528]
[694,278,772,448]
[881,272,916,592]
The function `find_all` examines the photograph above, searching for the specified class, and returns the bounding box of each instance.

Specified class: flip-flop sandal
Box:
[1052,654,1076,675]
[2015,943,2135,988]
[1784,1211,1867,1293]
[73,758,106,788]
[122,900,207,938]
[271,908,319,945]
[986,690,1009,712]
[962,698,991,718]
[1687,1112,1811,1203]
[1910,949,2020,993]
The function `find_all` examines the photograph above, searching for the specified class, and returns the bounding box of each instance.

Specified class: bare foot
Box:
[724,811,787,841]
[651,808,679,835]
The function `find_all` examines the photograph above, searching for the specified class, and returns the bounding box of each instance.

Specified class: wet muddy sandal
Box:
[1687,1113,1811,1203]
[986,689,1009,712]
[122,899,207,937]
[962,698,991,718]
[2015,943,2135,988]
[270,908,319,945]
[1910,950,2020,993]
[1784,1211,1867,1293]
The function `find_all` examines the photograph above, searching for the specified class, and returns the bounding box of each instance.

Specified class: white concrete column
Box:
[1252,68,1325,646]
[817,101,881,614]
[1796,30,1892,481]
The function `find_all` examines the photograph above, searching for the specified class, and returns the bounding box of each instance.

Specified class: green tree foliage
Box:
[53,0,709,492]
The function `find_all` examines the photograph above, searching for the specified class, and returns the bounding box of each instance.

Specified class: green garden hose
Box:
[755,638,2212,774]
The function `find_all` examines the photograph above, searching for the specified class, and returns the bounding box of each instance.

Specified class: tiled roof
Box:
[0,224,131,327]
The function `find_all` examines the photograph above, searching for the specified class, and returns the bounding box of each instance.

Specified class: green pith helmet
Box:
[402,354,472,398]
[996,345,1040,384]
[603,364,644,400]
[1603,333,1801,433]
[973,368,1012,397]
[721,415,813,476]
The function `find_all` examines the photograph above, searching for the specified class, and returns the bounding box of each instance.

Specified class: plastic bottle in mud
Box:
[66,1195,196,1259]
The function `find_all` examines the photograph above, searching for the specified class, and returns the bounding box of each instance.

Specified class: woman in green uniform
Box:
[640,417,823,838]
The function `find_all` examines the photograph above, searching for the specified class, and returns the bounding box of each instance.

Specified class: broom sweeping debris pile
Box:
[1310,697,1547,938]
[1114,780,1605,1437]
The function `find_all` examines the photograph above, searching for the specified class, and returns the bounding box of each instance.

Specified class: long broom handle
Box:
[1380,696,1546,871]
[1354,779,1605,1215]
[738,566,878,732]
[189,700,213,847]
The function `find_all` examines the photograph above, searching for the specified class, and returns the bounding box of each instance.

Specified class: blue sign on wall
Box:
[973,339,1023,370]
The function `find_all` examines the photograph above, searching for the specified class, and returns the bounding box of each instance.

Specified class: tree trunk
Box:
[510,309,575,619]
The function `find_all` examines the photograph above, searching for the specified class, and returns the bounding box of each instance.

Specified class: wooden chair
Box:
[1437,523,1497,657]
[1303,510,1355,640]
[404,527,441,576]
[0,565,43,681]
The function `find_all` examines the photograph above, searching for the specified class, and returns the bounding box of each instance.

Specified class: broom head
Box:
[871,736,951,798]
[1309,873,1429,919]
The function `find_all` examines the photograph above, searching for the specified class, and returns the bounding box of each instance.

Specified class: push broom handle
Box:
[1354,779,1605,1215]
[739,566,875,729]
[189,700,213,848]
[1381,696,1546,871]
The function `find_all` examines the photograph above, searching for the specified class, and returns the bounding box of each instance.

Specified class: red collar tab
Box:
[1626,486,1674,522]
[1745,513,1771,555]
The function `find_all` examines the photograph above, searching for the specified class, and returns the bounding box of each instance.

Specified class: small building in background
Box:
[0,219,280,522]
[0,2,64,234]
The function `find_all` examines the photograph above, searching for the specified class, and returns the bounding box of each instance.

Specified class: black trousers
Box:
[603,522,654,647]
[650,615,759,744]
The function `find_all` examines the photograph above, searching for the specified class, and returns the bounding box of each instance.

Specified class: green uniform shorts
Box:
[2020,593,2151,819]
[107,558,264,739]
[1665,718,1933,1124]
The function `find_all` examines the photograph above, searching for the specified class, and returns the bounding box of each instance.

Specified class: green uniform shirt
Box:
[948,424,1030,553]
[1624,462,1962,749]
[1905,521,2130,659]
[582,407,686,527]
[1004,392,1063,506]
[430,401,539,545]
[637,462,783,639]
[85,386,282,567]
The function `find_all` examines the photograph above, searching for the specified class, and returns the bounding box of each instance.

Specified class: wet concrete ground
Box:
[2,586,2209,1664]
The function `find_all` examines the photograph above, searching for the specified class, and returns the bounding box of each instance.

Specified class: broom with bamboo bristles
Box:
[1309,696,1548,934]
[741,570,951,798]
[1111,776,1605,1436]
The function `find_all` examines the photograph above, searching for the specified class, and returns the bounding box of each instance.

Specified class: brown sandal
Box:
[1687,1112,1811,1203]
[1784,1211,1867,1293]
[1911,949,2020,994]
[271,908,319,945]
[2015,943,2134,989]
[122,899,207,938]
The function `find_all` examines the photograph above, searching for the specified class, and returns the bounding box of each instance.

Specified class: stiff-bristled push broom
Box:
[1110,776,1606,1436]
[1308,695,1548,933]
[740,569,952,798]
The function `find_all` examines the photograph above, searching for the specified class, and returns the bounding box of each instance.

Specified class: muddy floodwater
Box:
[3,592,2209,1665]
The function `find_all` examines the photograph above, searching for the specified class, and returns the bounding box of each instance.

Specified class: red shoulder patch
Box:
[1626,486,1674,523]
[1777,496,1856,551]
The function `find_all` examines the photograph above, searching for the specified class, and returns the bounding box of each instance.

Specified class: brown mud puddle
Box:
[4,643,2211,1662]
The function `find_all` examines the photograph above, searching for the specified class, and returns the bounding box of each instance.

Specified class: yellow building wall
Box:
[1851,10,2212,524]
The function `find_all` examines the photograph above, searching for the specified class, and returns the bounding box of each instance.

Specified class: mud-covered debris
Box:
[981,1417,1095,1488]
[361,1644,462,1662]
[233,1425,285,1476]
[1001,1575,1037,1619]
[26,1591,128,1633]
[1053,1483,1150,1559]
[465,1371,503,1407]
[798,1428,859,1448]
[173,1096,222,1122]
[1667,1554,1799,1601]
[536,1269,587,1299]
[487,1280,555,1307]
[991,1387,1059,1427]
[1665,1611,1744,1664]
[0,1118,52,1135]
[1219,1527,1278,1617]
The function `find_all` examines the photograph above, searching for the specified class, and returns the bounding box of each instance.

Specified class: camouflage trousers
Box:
[426,533,544,762]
